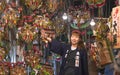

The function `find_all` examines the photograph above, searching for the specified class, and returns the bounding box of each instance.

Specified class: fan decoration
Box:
[25,0,43,10]
[86,0,106,7]
[18,24,37,43]
[1,7,20,28]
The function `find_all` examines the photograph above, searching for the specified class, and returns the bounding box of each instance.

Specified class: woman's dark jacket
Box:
[49,39,89,75]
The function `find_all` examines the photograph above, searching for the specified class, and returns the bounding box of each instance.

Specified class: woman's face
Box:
[71,33,80,45]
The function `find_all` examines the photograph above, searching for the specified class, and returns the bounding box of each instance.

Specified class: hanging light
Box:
[90,19,95,26]
[62,13,68,20]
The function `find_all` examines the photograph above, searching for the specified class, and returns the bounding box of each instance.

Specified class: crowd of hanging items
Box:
[0,0,62,75]
[0,0,117,75]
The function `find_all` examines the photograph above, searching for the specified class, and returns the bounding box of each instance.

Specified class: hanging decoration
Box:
[0,0,6,15]
[0,47,7,61]
[24,50,40,69]
[10,65,27,75]
[34,15,54,29]
[112,6,120,48]
[39,65,54,75]
[0,63,9,75]
[47,0,59,13]
[0,29,4,42]
[90,18,114,69]
[1,6,20,28]
[18,24,37,43]
[69,6,90,29]
[86,0,106,7]
[25,0,43,10]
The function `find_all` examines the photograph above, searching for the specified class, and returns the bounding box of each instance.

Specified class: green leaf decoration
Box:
[70,23,79,29]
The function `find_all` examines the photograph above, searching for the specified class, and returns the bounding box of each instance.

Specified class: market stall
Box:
[0,0,119,75]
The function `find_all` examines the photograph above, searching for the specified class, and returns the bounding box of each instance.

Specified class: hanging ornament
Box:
[24,50,41,69]
[0,0,6,14]
[10,65,26,75]
[18,24,37,43]
[0,29,4,42]
[86,0,106,7]
[25,0,43,10]
[47,0,59,12]
[0,47,7,61]
[33,15,43,28]
[0,63,9,75]
[1,7,20,28]
[34,15,54,29]
[40,65,54,75]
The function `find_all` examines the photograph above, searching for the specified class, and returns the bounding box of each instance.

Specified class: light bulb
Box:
[62,13,68,20]
[90,19,95,26]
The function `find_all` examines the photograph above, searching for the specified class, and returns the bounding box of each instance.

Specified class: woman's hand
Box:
[41,29,55,43]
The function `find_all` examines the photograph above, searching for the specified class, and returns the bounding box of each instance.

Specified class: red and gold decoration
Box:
[0,29,4,42]
[0,63,9,75]
[18,24,37,43]
[47,0,59,13]
[24,50,40,69]
[0,47,7,61]
[86,0,106,7]
[34,15,54,29]
[40,65,54,75]
[25,0,43,10]
[112,6,120,48]
[1,7,20,28]
[10,65,26,75]
[0,0,6,14]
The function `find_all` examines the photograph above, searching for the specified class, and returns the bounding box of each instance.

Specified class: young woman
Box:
[41,29,89,75]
